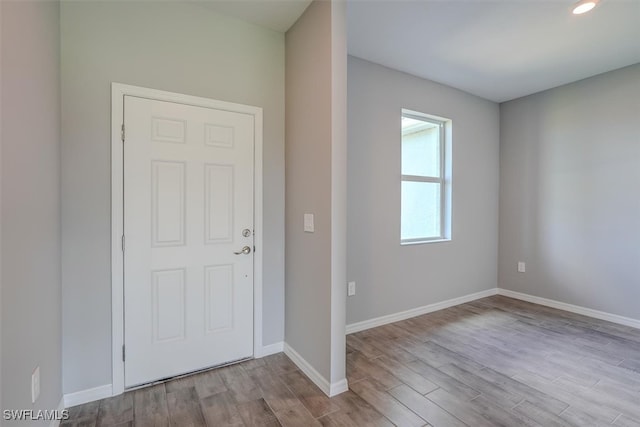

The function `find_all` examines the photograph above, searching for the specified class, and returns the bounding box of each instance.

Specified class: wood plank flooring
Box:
[62,296,640,426]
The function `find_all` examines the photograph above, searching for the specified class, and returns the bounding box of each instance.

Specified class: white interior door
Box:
[123,95,254,388]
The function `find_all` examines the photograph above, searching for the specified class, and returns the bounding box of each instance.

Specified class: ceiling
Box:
[203,0,640,103]
[348,0,640,102]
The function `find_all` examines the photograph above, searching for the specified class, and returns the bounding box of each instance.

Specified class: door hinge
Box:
[121,235,125,252]
[121,123,125,142]
[122,345,126,362]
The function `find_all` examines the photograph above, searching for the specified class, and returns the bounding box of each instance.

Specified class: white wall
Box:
[61,1,285,395]
[1,0,62,421]
[347,56,500,325]
[499,64,640,319]
[285,0,347,392]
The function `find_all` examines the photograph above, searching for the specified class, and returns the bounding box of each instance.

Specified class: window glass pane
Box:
[401,118,440,177]
[401,181,441,240]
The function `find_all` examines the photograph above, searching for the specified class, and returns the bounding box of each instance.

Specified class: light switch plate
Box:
[348,281,356,296]
[304,213,314,233]
[518,262,526,273]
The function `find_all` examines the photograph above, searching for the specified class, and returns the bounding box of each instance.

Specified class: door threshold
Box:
[125,356,253,392]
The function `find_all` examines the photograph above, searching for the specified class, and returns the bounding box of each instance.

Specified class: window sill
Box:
[401,238,451,246]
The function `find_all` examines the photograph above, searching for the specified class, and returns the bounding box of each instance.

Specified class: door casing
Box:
[111,83,263,396]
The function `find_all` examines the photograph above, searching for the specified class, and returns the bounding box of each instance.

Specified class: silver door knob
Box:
[234,246,251,255]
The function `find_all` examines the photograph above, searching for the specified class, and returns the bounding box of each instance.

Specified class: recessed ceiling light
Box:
[572,0,599,14]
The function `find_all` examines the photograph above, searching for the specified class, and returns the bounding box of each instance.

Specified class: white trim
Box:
[255,341,284,358]
[63,384,113,408]
[329,378,349,396]
[346,288,499,334]
[498,289,640,330]
[284,343,349,397]
[111,83,264,396]
[344,286,640,337]
[48,397,66,427]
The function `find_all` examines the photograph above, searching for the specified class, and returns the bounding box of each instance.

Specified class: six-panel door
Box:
[123,96,254,387]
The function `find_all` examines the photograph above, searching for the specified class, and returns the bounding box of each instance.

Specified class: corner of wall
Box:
[329,0,348,389]
[284,342,348,397]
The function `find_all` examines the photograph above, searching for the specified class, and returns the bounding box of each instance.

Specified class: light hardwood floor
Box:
[62,295,640,426]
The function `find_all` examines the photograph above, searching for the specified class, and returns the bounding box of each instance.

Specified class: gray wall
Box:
[1,0,62,421]
[285,0,347,385]
[499,64,640,319]
[347,56,500,325]
[285,0,333,381]
[329,1,347,386]
[0,0,3,413]
[61,1,285,394]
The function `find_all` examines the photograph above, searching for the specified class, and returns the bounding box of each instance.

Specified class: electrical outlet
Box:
[31,366,40,403]
[347,281,356,296]
[518,262,526,273]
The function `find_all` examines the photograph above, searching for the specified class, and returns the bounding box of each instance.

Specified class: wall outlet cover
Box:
[31,366,40,403]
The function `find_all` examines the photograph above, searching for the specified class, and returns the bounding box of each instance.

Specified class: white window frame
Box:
[401,109,452,245]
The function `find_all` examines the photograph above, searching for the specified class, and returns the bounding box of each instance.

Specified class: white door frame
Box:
[111,83,263,396]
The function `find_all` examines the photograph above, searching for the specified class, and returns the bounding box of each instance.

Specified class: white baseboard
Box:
[64,384,112,408]
[329,378,349,396]
[346,288,499,334]
[60,289,637,411]
[255,341,284,358]
[283,343,348,397]
[62,343,284,408]
[49,397,66,427]
[498,289,640,330]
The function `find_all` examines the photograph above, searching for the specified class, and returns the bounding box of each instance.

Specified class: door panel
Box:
[123,96,254,388]
[151,161,186,247]
[205,164,234,243]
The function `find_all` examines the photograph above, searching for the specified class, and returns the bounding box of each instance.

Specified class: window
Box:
[401,109,451,244]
